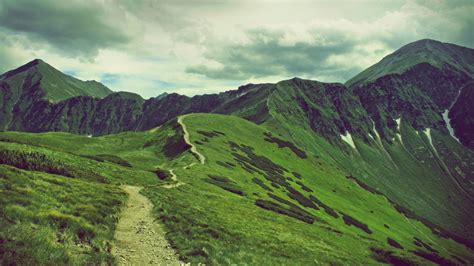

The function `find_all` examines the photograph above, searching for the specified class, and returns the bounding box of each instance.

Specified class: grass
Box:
[141,113,473,264]
[0,113,473,264]
[0,165,126,264]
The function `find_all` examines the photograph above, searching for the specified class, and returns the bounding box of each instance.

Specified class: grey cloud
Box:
[0,0,131,58]
[186,28,357,81]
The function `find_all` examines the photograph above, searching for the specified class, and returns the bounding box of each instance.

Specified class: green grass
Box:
[141,113,473,264]
[1,113,473,264]
[0,165,126,264]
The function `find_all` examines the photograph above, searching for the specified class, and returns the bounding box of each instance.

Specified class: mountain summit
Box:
[346,39,474,88]
[0,59,113,131]
[0,59,112,102]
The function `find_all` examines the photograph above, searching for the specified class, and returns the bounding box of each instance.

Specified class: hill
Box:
[1,39,473,264]
[0,59,113,131]
[0,113,473,264]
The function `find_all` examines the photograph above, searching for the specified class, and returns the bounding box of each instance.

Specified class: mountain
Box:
[0,59,113,131]
[0,59,112,101]
[1,114,473,264]
[346,39,474,88]
[1,39,474,264]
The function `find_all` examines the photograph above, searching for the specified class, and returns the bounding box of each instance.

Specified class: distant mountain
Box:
[347,39,474,149]
[346,39,474,88]
[0,59,112,130]
[0,59,112,101]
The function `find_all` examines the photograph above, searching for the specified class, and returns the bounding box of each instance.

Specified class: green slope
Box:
[1,113,472,264]
[261,78,474,245]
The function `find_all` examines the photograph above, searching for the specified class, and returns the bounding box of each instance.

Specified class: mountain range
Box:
[1,39,473,264]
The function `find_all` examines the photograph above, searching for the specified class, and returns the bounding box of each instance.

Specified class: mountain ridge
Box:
[1,39,474,264]
[1,39,473,150]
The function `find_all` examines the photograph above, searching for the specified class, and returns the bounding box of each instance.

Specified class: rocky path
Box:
[162,170,185,189]
[113,185,181,265]
[178,115,206,165]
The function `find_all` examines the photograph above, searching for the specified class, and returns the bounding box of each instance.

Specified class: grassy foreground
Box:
[0,113,473,264]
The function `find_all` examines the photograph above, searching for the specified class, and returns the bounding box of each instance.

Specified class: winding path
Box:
[178,115,206,165]
[162,170,185,189]
[112,115,208,263]
[112,186,181,265]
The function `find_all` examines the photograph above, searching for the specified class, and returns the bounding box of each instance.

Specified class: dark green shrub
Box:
[295,181,313,192]
[412,251,455,265]
[263,132,307,159]
[286,187,318,210]
[0,149,106,182]
[292,171,302,179]
[252,178,273,192]
[370,247,414,265]
[254,199,314,224]
[228,141,287,175]
[208,175,232,183]
[155,168,171,180]
[413,237,438,253]
[387,237,403,249]
[215,161,235,169]
[205,175,244,196]
[309,195,338,218]
[346,175,382,195]
[341,212,372,234]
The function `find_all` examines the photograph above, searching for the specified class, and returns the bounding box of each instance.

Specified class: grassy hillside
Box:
[262,79,474,244]
[1,113,473,264]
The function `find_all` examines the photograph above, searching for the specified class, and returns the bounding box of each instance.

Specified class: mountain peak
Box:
[0,59,113,102]
[346,39,474,88]
[1,58,48,80]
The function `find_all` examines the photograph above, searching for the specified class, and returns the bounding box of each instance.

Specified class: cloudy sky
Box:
[0,0,472,98]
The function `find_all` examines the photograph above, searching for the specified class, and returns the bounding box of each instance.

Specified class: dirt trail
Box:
[162,170,185,189]
[178,115,206,165]
[113,185,181,265]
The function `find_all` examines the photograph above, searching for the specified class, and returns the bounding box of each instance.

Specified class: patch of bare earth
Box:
[113,185,182,265]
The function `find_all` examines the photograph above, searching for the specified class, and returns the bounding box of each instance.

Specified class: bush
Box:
[252,178,273,192]
[341,212,372,234]
[216,161,235,169]
[295,181,313,192]
[413,237,437,253]
[255,199,314,224]
[309,195,338,218]
[370,247,415,265]
[155,168,171,180]
[387,237,403,249]
[263,132,307,159]
[412,251,455,265]
[292,171,302,179]
[0,149,106,182]
[205,175,244,196]
[286,187,318,210]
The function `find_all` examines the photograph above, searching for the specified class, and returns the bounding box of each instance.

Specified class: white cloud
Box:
[0,0,472,97]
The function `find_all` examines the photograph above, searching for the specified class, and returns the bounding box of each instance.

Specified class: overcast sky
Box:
[0,0,472,98]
